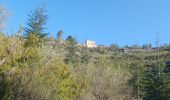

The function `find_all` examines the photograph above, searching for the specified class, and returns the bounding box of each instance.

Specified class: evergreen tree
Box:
[24,6,48,38]
[109,43,119,51]
[164,60,170,73]
[56,30,63,44]
[128,62,143,100]
[142,43,152,49]
[0,6,9,32]
[57,30,63,41]
[65,36,77,45]
[81,47,91,64]
[140,63,169,100]
[163,60,170,99]
[64,36,79,67]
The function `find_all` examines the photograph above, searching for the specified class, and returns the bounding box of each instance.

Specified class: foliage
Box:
[64,36,80,67]
[0,34,24,100]
[0,34,87,100]
[80,47,91,64]
[109,43,119,51]
[0,6,10,32]
[24,6,48,38]
[128,62,144,99]
[1,5,170,100]
[56,30,63,44]
[142,43,152,49]
[85,63,131,100]
[140,63,170,100]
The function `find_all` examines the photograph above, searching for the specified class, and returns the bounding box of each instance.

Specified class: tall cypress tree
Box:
[24,6,48,38]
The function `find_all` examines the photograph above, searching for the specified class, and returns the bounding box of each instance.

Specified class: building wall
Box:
[84,40,97,48]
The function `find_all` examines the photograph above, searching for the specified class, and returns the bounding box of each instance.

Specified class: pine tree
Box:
[164,60,170,73]
[24,6,48,38]
[56,30,63,44]
[0,6,9,32]
[128,62,143,100]
[64,36,79,67]
[81,47,91,64]
[140,63,169,100]
[163,60,170,99]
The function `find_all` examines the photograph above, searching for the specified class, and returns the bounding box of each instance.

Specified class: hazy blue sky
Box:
[1,0,170,46]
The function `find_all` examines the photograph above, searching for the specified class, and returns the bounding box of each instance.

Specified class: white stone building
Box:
[83,40,97,48]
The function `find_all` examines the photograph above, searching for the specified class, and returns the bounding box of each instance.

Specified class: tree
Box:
[24,6,48,38]
[142,43,152,49]
[130,44,142,49]
[65,36,77,45]
[80,47,91,64]
[0,33,24,100]
[164,60,170,73]
[128,62,144,100]
[0,5,10,32]
[64,36,79,67]
[84,62,131,100]
[18,58,82,100]
[140,63,169,100]
[109,43,119,51]
[95,46,107,54]
[56,30,64,45]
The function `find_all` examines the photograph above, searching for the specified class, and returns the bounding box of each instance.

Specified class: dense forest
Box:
[0,5,170,100]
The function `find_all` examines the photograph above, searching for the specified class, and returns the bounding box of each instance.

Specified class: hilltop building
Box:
[83,40,97,48]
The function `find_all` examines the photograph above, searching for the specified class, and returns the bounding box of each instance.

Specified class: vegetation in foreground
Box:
[0,5,170,100]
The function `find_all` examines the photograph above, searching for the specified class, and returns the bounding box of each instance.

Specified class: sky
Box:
[0,0,170,46]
